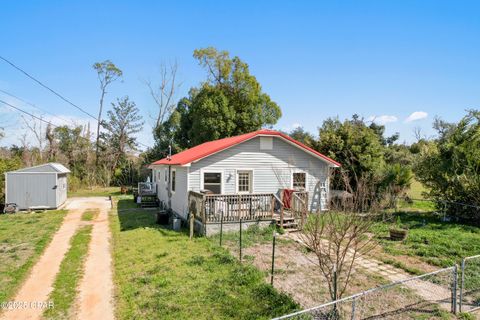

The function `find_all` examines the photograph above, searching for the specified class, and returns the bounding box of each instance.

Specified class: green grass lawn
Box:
[68,186,121,197]
[373,211,480,268]
[0,210,67,302]
[44,225,92,319]
[110,203,298,320]
[407,178,429,199]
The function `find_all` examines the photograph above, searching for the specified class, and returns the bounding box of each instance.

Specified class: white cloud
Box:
[368,115,398,125]
[291,122,302,129]
[405,111,428,123]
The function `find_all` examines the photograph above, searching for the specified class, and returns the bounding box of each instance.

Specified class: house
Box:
[5,163,70,210]
[149,129,340,235]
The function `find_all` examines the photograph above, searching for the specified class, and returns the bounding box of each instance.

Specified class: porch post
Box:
[280,190,284,228]
[270,195,275,218]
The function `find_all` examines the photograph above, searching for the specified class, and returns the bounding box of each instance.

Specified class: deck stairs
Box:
[274,210,300,232]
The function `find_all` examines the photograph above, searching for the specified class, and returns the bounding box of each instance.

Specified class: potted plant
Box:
[389,216,408,241]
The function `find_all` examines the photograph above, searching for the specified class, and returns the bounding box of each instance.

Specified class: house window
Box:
[157,171,161,181]
[237,171,252,193]
[293,172,306,190]
[203,172,222,194]
[164,168,167,182]
[171,170,176,192]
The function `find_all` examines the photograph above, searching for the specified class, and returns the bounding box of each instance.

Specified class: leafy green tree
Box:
[93,60,122,166]
[54,126,91,178]
[161,47,282,149]
[103,96,144,173]
[415,110,480,222]
[289,127,317,149]
[317,115,386,189]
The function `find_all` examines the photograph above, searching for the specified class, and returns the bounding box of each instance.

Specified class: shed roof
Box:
[10,163,71,174]
[151,129,341,167]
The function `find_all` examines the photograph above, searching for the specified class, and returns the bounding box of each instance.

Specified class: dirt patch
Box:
[0,197,114,320]
[74,198,114,320]
[223,234,457,319]
[1,209,83,320]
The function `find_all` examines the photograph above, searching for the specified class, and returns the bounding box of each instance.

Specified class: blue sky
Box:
[1,0,479,148]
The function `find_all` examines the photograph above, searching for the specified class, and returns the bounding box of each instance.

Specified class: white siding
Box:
[188,136,330,212]
[154,165,189,218]
[155,165,169,207]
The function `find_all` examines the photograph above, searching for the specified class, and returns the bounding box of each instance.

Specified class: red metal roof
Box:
[151,129,341,167]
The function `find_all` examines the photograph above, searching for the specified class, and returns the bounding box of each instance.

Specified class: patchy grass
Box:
[0,210,66,302]
[210,223,289,249]
[43,225,92,319]
[407,178,429,199]
[82,209,99,221]
[399,199,436,212]
[110,208,298,320]
[373,212,480,268]
[68,186,121,197]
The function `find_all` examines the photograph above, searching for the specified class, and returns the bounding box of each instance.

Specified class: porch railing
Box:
[188,191,275,223]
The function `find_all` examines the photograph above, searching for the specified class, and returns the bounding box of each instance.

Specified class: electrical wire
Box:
[0,55,98,120]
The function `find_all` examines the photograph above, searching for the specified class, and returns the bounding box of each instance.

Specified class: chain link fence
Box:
[273,266,458,320]
[459,254,480,313]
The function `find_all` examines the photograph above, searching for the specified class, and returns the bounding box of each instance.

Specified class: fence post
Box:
[219,209,224,247]
[189,212,194,240]
[459,258,466,313]
[239,218,243,262]
[271,230,276,286]
[351,296,356,320]
[451,264,458,314]
[270,195,275,219]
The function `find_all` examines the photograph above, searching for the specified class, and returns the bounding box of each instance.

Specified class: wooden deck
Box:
[188,190,309,230]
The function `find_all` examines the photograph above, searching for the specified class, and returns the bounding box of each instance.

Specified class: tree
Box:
[145,62,180,129]
[54,125,92,178]
[93,60,122,166]
[415,110,480,222]
[165,47,282,149]
[288,127,317,149]
[317,115,385,191]
[103,96,144,172]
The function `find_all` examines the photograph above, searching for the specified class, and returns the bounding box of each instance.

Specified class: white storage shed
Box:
[5,163,70,210]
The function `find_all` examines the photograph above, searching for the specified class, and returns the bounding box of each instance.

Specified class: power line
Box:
[0,99,151,150]
[0,56,151,149]
[0,55,98,120]
[0,99,59,128]
[0,88,78,126]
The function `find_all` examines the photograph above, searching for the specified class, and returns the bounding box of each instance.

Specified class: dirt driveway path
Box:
[1,197,114,320]
[75,197,114,320]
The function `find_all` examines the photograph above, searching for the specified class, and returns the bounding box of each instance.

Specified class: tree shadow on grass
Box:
[115,199,189,239]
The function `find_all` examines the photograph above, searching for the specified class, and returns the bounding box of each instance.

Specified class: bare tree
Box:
[413,126,423,142]
[21,115,46,161]
[93,60,123,166]
[300,172,383,303]
[144,62,180,129]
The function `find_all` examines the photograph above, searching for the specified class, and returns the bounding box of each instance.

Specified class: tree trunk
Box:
[95,90,105,167]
